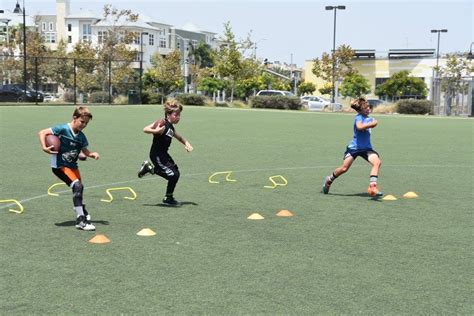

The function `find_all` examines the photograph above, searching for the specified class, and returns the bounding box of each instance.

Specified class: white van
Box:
[256,90,295,96]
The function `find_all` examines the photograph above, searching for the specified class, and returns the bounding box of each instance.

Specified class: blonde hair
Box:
[73,106,93,120]
[164,100,183,116]
[350,97,368,112]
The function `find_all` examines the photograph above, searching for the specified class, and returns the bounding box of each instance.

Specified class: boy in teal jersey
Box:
[38,106,100,231]
[322,97,383,197]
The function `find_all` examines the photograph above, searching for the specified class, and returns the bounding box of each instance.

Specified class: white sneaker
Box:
[75,215,96,231]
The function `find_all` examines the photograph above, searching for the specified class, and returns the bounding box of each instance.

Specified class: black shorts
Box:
[150,153,179,179]
[343,147,380,162]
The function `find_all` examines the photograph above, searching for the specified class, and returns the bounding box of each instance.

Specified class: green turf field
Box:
[0,105,472,314]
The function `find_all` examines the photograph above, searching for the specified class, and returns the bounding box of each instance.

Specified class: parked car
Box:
[0,84,44,102]
[43,94,58,102]
[367,98,386,108]
[300,95,343,112]
[256,90,295,96]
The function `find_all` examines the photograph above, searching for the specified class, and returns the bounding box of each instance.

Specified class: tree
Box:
[339,72,371,98]
[297,82,316,96]
[375,70,427,100]
[311,44,355,85]
[436,53,473,115]
[144,50,183,95]
[42,40,73,92]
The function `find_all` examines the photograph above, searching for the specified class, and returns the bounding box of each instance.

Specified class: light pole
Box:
[325,5,345,104]
[253,38,266,60]
[139,32,148,104]
[430,29,448,77]
[13,0,27,94]
[173,33,189,93]
[468,42,474,60]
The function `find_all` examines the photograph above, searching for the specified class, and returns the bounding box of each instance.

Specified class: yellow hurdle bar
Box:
[47,182,68,196]
[101,187,137,203]
[0,199,25,214]
[208,171,237,184]
[264,175,288,189]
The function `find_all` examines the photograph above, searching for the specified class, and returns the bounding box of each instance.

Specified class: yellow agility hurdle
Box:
[47,182,68,196]
[264,175,288,189]
[208,171,237,184]
[101,187,137,203]
[0,199,25,214]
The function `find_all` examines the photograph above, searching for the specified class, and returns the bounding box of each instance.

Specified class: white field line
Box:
[0,164,470,210]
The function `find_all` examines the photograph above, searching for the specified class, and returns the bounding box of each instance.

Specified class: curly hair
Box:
[164,100,183,116]
[350,97,368,112]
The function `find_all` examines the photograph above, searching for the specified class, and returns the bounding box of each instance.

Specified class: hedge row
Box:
[396,99,433,115]
[250,96,303,110]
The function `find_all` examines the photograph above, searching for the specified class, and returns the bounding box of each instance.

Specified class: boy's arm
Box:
[356,118,378,130]
[38,128,57,154]
[81,148,100,160]
[174,132,193,152]
[143,121,165,135]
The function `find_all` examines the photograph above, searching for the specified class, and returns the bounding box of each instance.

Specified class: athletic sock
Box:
[74,206,85,217]
[369,175,378,185]
[329,172,338,183]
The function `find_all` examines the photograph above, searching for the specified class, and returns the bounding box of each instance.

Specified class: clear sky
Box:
[2,0,472,66]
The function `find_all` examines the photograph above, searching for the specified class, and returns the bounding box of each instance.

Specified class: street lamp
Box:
[13,0,27,95]
[253,38,266,60]
[325,5,345,104]
[467,42,473,60]
[430,29,448,77]
[139,32,148,104]
[173,33,189,93]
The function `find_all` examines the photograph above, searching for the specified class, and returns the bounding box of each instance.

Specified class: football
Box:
[152,119,166,129]
[45,134,60,152]
[78,152,87,161]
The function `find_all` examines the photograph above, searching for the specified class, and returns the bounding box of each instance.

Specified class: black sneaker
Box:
[75,215,96,231]
[162,196,180,206]
[138,160,154,178]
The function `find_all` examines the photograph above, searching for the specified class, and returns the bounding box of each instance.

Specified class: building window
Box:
[375,78,389,89]
[42,32,56,43]
[159,38,166,48]
[68,36,72,43]
[42,22,47,31]
[49,22,54,31]
[148,34,154,46]
[176,41,181,50]
[98,31,107,44]
[67,24,72,32]
[82,24,91,42]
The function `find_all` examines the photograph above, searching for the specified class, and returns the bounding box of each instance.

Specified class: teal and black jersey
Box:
[51,123,88,169]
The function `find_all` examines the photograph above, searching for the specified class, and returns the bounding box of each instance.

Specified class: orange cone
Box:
[88,234,111,244]
[276,209,294,217]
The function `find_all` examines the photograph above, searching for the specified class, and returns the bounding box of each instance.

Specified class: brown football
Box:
[45,135,60,152]
[152,119,166,129]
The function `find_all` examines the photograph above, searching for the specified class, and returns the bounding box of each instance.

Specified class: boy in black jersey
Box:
[137,101,193,205]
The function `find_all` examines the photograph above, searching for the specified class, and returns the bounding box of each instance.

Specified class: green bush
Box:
[176,94,206,106]
[250,96,303,110]
[396,99,433,115]
[142,91,166,104]
[113,95,128,105]
[89,91,109,104]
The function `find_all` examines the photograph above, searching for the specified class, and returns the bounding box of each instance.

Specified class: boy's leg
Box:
[367,153,383,197]
[153,161,181,205]
[52,168,95,230]
[138,160,154,178]
[323,155,354,194]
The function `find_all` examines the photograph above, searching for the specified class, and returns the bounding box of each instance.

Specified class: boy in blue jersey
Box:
[38,106,100,231]
[322,97,383,197]
[137,100,193,206]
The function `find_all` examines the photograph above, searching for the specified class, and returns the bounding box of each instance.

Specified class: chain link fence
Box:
[431,77,473,117]
[0,54,140,104]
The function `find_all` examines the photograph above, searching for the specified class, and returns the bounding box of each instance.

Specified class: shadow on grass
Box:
[324,192,383,201]
[142,201,199,208]
[54,220,110,227]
